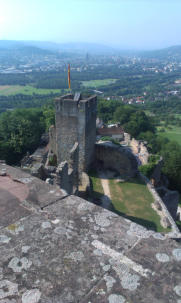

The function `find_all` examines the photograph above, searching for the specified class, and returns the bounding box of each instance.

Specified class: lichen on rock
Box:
[0,280,18,299]
[22,289,41,303]
[156,253,170,263]
[8,257,32,273]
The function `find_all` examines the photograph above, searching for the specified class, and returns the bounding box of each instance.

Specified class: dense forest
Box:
[0,94,59,114]
[0,106,54,164]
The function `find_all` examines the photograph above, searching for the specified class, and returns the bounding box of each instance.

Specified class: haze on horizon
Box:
[0,0,181,50]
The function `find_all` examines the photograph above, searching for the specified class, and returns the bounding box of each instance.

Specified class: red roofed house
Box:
[97,125,124,141]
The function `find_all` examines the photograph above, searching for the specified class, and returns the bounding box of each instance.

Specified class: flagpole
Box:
[68,63,71,93]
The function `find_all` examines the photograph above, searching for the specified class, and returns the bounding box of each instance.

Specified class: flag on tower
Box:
[68,64,71,89]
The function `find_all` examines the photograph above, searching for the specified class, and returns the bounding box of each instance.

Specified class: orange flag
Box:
[68,64,71,89]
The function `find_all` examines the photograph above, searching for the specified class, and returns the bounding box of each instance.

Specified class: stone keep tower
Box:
[55,93,97,178]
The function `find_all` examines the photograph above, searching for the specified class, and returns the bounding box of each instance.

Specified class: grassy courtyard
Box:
[89,171,168,232]
[109,177,167,232]
[89,170,104,200]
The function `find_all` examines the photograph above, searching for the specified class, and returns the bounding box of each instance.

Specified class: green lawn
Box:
[0,85,62,96]
[81,79,117,88]
[89,169,168,232]
[89,170,104,200]
[157,126,181,146]
[109,177,168,232]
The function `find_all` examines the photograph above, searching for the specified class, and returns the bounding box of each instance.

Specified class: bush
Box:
[139,163,155,178]
[101,136,112,141]
[148,154,160,164]
[100,136,120,145]
[159,128,165,132]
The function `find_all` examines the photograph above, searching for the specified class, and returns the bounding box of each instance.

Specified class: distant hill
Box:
[0,41,54,56]
[0,40,116,54]
[57,42,115,54]
[0,40,24,49]
[23,41,116,54]
[22,41,60,51]
[16,46,53,56]
[1,40,181,58]
[139,45,181,59]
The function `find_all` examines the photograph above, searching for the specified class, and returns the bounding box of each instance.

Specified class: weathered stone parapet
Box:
[1,162,181,302]
[130,138,149,164]
[140,173,180,235]
[156,186,179,220]
[95,142,138,179]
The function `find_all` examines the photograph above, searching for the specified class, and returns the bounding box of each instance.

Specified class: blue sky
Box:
[0,0,181,49]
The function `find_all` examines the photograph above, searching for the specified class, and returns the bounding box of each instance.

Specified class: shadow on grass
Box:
[90,190,158,231]
[112,206,158,231]
[89,169,144,186]
[176,221,181,232]
[89,168,160,231]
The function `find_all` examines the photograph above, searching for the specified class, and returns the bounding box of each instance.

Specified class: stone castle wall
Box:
[95,142,138,178]
[80,96,97,173]
[55,94,97,176]
[55,96,78,165]
[45,94,97,192]
[140,173,180,234]
[130,138,149,164]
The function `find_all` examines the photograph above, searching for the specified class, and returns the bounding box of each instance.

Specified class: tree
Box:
[124,111,155,138]
[0,108,45,164]
[42,105,55,131]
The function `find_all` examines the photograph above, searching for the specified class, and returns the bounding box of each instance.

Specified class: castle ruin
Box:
[48,93,97,193]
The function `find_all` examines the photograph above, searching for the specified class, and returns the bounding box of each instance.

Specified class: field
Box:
[0,85,62,96]
[89,171,168,232]
[81,79,117,88]
[175,114,181,119]
[157,126,181,146]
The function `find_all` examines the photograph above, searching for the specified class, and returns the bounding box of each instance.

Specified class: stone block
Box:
[154,200,162,211]
[162,216,172,228]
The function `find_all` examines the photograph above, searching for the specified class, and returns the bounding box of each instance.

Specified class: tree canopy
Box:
[0,108,46,164]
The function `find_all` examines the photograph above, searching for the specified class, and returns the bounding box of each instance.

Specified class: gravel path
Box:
[100,178,111,199]
[98,171,112,209]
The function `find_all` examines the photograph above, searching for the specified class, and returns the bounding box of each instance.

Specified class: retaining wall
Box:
[140,173,180,235]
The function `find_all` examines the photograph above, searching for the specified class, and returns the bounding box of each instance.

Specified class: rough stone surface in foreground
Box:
[0,164,181,303]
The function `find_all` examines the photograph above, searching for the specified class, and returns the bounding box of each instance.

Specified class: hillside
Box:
[140,45,181,59]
